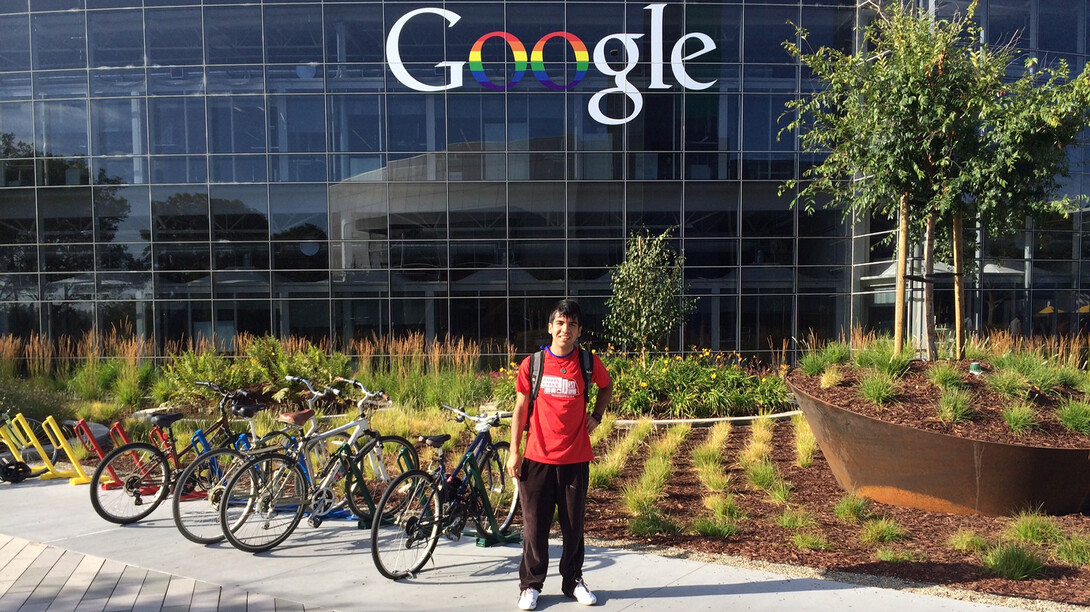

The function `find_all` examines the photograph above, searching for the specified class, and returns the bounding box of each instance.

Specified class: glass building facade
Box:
[0,0,1086,358]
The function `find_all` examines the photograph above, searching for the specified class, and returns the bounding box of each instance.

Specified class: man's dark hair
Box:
[548,298,582,326]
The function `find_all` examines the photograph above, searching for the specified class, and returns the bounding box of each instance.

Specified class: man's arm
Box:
[506,390,530,479]
[587,381,611,434]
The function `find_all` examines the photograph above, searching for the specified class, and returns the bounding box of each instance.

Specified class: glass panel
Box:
[333,298,388,339]
[207,97,266,154]
[89,68,145,97]
[627,94,682,152]
[627,182,682,233]
[0,246,36,272]
[151,186,209,242]
[146,7,203,66]
[0,72,32,101]
[97,273,151,299]
[88,9,143,68]
[156,300,212,346]
[448,93,505,151]
[0,188,34,243]
[33,70,87,99]
[685,181,739,237]
[35,100,88,157]
[32,12,85,70]
[329,181,386,241]
[266,65,324,94]
[688,295,738,352]
[91,98,146,156]
[264,5,322,64]
[96,243,150,272]
[741,238,794,265]
[41,245,94,273]
[683,238,738,267]
[0,303,38,338]
[269,154,327,183]
[213,300,271,337]
[328,94,384,153]
[98,301,154,338]
[213,271,270,298]
[36,158,89,186]
[685,93,739,152]
[329,153,385,182]
[95,185,149,243]
[205,6,263,65]
[147,66,204,95]
[389,183,445,240]
[2,158,34,186]
[0,102,33,157]
[739,294,792,352]
[267,95,325,153]
[569,239,622,268]
[270,184,327,240]
[685,3,742,64]
[509,182,564,239]
[744,6,797,64]
[275,300,331,341]
[43,302,94,338]
[149,97,206,156]
[0,14,30,72]
[332,270,389,298]
[324,5,384,63]
[387,94,445,152]
[741,182,795,237]
[210,155,267,184]
[989,0,1030,46]
[449,182,505,240]
[213,243,269,271]
[150,156,206,184]
[39,187,93,242]
[210,184,268,242]
[801,7,854,56]
[568,182,622,239]
[1039,0,1077,53]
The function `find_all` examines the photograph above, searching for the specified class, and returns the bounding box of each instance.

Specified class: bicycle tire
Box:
[473,441,520,537]
[219,453,307,553]
[345,434,418,521]
[371,469,441,580]
[172,447,248,545]
[89,442,171,524]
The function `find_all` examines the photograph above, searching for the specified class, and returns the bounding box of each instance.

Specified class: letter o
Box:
[531,32,589,91]
[469,32,527,91]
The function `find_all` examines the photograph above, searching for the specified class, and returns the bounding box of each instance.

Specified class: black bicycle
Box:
[370,404,519,580]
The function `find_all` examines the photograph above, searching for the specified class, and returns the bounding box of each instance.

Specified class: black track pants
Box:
[517,458,589,594]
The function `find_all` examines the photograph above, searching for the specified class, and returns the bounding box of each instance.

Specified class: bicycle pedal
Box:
[308,516,323,528]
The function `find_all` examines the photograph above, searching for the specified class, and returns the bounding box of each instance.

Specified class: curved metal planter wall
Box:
[788,381,1090,516]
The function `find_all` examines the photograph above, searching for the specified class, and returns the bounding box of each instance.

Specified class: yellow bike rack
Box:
[0,413,90,485]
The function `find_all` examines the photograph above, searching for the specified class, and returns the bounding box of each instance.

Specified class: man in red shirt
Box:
[507,299,612,610]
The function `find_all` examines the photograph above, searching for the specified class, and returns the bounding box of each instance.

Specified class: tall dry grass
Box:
[24,333,54,379]
[0,335,22,380]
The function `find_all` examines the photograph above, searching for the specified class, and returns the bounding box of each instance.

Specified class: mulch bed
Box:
[581,410,1090,607]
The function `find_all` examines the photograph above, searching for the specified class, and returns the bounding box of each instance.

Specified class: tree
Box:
[604,229,696,354]
[782,1,1090,357]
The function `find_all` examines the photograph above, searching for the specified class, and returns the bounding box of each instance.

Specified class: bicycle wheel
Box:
[220,453,307,553]
[172,447,247,545]
[473,441,519,537]
[90,442,171,524]
[345,434,418,521]
[24,417,64,465]
[371,469,442,580]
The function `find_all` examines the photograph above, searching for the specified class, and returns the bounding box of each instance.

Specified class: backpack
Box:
[527,346,594,425]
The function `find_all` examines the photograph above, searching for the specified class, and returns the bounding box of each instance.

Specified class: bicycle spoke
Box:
[89,443,170,525]
[172,447,247,545]
[371,470,441,580]
[220,454,306,553]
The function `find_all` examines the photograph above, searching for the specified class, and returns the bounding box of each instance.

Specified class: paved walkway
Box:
[0,478,1041,612]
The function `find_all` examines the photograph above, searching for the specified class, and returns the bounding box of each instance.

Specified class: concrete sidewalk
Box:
[0,478,1038,611]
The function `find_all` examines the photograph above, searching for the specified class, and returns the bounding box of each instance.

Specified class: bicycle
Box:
[88,381,257,525]
[218,376,417,553]
[370,404,519,580]
[171,382,286,545]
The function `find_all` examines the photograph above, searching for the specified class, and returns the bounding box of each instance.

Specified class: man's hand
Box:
[587,416,599,435]
[506,449,523,480]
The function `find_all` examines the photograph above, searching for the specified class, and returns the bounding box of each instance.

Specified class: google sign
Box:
[386,3,718,125]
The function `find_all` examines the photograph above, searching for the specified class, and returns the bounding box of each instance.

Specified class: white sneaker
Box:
[571,579,597,606]
[517,588,539,610]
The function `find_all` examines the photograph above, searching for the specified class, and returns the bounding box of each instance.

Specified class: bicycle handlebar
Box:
[441,404,512,424]
[285,375,341,400]
[333,376,388,404]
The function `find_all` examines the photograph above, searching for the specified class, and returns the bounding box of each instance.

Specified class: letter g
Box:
[387,8,465,92]
[590,34,644,125]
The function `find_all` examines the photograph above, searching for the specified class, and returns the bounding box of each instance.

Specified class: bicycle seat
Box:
[277,409,314,427]
[149,413,185,429]
[232,403,266,419]
[420,434,451,449]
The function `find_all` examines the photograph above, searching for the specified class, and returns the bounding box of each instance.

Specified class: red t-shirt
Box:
[517,346,611,465]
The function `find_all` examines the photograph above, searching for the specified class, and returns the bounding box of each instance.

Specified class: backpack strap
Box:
[527,350,545,423]
[579,347,594,406]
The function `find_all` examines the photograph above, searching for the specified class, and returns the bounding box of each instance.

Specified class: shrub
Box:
[853,339,910,378]
[0,381,75,423]
[833,493,871,524]
[928,361,963,390]
[860,517,908,545]
[1054,535,1090,567]
[857,371,898,407]
[988,370,1029,400]
[798,352,829,376]
[819,365,843,389]
[1057,399,1090,435]
[821,342,852,365]
[776,508,816,530]
[1002,402,1038,435]
[693,516,741,538]
[793,532,830,550]
[792,413,818,468]
[1003,509,1062,545]
[947,529,988,553]
[744,460,778,491]
[982,543,1045,580]
[936,388,973,424]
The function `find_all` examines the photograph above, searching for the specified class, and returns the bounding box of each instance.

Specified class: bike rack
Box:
[74,419,109,460]
[465,460,521,547]
[109,421,132,447]
[0,413,90,485]
[41,416,91,485]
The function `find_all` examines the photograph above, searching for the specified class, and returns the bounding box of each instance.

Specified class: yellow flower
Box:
[640,381,648,388]
[711,373,717,379]
[661,368,667,373]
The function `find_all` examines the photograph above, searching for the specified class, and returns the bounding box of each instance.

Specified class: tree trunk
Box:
[952,212,965,360]
[894,193,909,356]
[923,214,938,360]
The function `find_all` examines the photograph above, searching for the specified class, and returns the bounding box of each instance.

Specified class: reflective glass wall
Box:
[0,0,1084,357]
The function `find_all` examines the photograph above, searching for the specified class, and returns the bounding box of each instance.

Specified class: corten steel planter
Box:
[788,380,1090,516]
